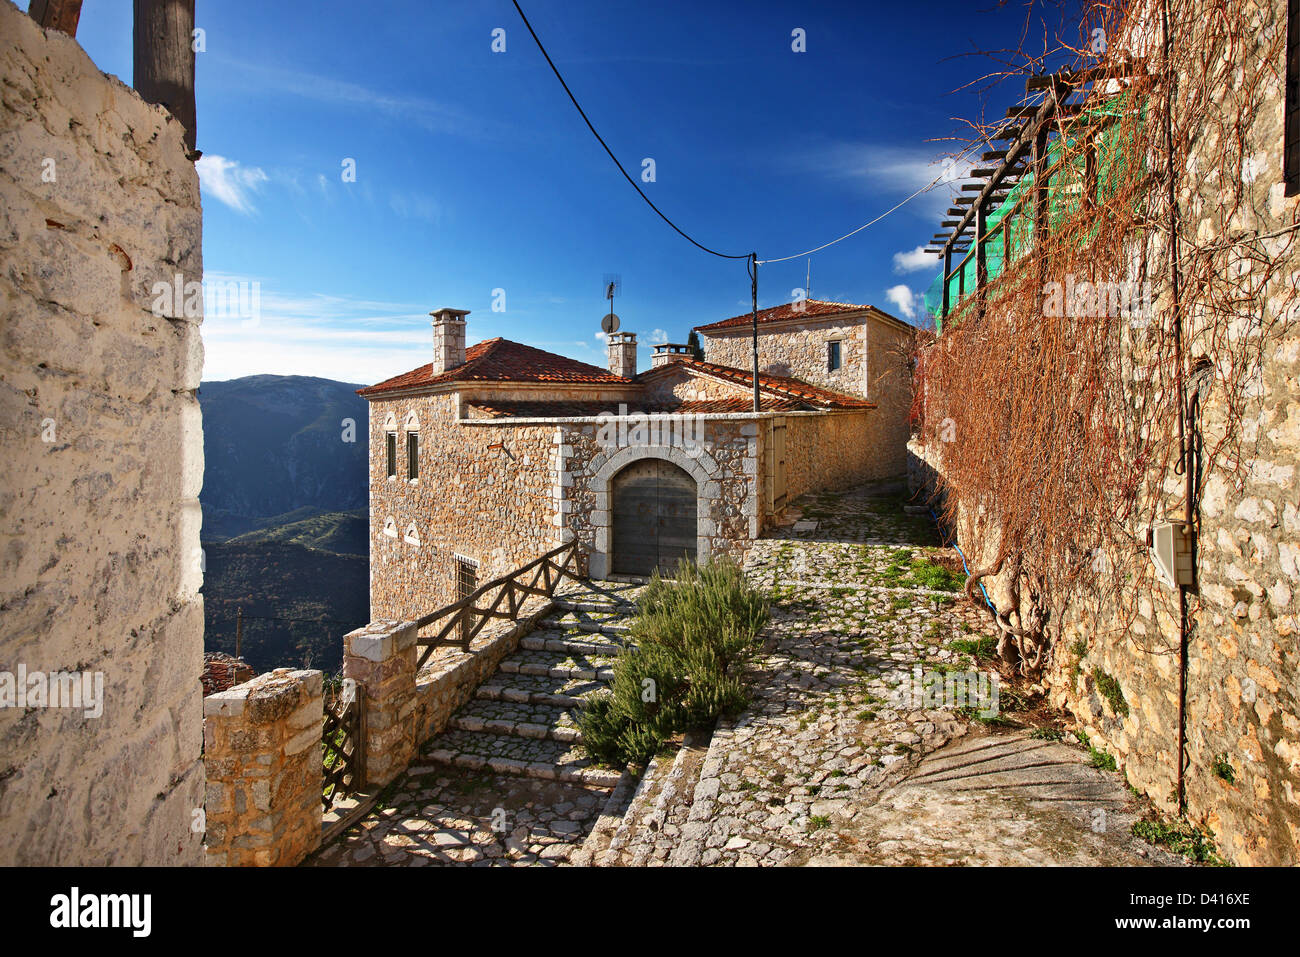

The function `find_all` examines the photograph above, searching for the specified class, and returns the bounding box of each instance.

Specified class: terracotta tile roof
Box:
[202,652,255,697]
[466,395,803,419]
[358,338,632,398]
[694,299,881,333]
[639,357,875,410]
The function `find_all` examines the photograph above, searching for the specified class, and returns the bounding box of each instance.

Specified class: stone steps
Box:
[414,578,639,790]
[497,647,619,682]
[476,671,610,708]
[420,730,622,788]
[450,698,584,743]
[519,628,634,657]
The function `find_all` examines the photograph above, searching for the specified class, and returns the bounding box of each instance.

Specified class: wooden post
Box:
[133,0,197,155]
[975,199,988,320]
[28,0,83,36]
[941,247,952,321]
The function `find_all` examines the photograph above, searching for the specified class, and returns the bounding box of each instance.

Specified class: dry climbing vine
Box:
[915,0,1298,676]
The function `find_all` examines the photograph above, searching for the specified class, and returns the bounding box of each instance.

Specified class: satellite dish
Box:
[601,312,621,334]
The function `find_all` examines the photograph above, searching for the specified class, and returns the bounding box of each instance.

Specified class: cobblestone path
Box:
[601,483,1177,866]
[307,579,641,867]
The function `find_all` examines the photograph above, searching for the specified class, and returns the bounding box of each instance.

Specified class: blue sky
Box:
[64,0,1074,383]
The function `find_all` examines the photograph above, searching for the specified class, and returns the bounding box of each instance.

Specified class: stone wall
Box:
[557,416,759,578]
[913,0,1300,865]
[0,3,205,865]
[367,390,559,620]
[203,670,323,867]
[783,410,894,502]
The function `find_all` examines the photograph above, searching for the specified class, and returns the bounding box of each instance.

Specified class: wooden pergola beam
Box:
[28,0,83,35]
[133,0,198,156]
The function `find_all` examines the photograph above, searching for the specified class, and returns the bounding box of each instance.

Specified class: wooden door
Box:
[611,459,698,577]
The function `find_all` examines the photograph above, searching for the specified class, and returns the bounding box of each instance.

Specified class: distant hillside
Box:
[230,508,368,557]
[198,374,372,674]
[198,374,368,541]
[203,541,368,674]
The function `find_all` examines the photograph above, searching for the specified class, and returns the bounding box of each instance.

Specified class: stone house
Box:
[359,301,913,620]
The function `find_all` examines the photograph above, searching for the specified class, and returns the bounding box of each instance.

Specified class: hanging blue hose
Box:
[929,507,996,611]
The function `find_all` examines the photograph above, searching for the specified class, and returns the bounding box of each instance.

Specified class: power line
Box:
[510,0,750,261]
[757,152,979,264]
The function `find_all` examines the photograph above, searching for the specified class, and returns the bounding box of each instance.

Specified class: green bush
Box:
[579,557,769,767]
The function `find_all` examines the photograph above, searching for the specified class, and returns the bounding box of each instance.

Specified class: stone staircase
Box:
[419,579,641,789]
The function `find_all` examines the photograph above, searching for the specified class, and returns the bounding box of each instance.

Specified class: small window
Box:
[1287,0,1300,194]
[827,340,843,372]
[406,431,419,481]
[385,432,397,478]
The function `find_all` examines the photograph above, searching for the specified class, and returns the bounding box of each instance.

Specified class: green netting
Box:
[921,95,1139,331]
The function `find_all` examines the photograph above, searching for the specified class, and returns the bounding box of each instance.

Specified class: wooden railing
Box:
[321,681,365,810]
[413,540,581,670]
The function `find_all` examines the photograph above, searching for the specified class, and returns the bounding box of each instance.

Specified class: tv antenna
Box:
[601,273,622,335]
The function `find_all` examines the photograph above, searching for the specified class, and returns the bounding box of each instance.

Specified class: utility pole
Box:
[751,253,760,412]
[235,607,243,660]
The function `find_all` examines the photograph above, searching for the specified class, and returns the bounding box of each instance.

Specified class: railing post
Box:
[342,620,418,789]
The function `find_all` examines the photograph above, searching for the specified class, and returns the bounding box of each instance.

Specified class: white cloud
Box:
[197,155,269,214]
[893,245,937,274]
[884,284,917,320]
[792,142,976,218]
[648,329,669,345]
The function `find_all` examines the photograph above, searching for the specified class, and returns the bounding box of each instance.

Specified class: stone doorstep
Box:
[416,750,622,789]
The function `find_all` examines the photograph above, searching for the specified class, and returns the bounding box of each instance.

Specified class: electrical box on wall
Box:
[1149,520,1195,588]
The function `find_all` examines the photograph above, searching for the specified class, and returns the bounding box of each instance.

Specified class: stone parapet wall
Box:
[0,1,204,865]
[203,669,323,867]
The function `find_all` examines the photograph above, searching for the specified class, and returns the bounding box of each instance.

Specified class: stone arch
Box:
[587,445,717,579]
[382,515,398,539]
[403,410,420,431]
[403,522,420,546]
[382,411,398,431]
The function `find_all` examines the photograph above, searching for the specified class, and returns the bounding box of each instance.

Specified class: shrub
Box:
[579,557,769,766]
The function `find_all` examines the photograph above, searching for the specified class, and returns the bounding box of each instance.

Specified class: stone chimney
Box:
[651,343,693,368]
[607,331,637,378]
[431,307,469,374]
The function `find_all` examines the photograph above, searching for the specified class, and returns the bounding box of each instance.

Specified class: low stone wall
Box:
[343,596,556,789]
[203,669,323,867]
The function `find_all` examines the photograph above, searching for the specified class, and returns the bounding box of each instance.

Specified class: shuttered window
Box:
[1288,0,1300,194]
[406,431,419,480]
[385,432,397,478]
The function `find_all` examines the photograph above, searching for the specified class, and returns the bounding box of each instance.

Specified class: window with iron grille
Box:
[455,555,478,645]
[827,340,842,372]
[406,431,419,480]
[385,432,397,478]
[1288,0,1300,195]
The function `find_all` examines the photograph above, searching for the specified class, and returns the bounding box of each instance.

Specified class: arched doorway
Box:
[611,459,698,577]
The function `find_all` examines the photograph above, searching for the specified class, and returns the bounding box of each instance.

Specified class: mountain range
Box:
[199,375,370,674]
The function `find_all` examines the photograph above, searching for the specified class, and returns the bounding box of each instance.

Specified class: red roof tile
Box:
[694,299,883,333]
[639,357,875,411]
[358,338,631,397]
[466,395,803,419]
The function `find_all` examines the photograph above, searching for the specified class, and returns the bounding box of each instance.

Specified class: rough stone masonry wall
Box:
[783,410,891,502]
[914,0,1300,866]
[559,417,759,576]
[203,669,323,867]
[0,3,205,865]
[367,390,558,620]
[700,315,913,478]
[700,316,872,395]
